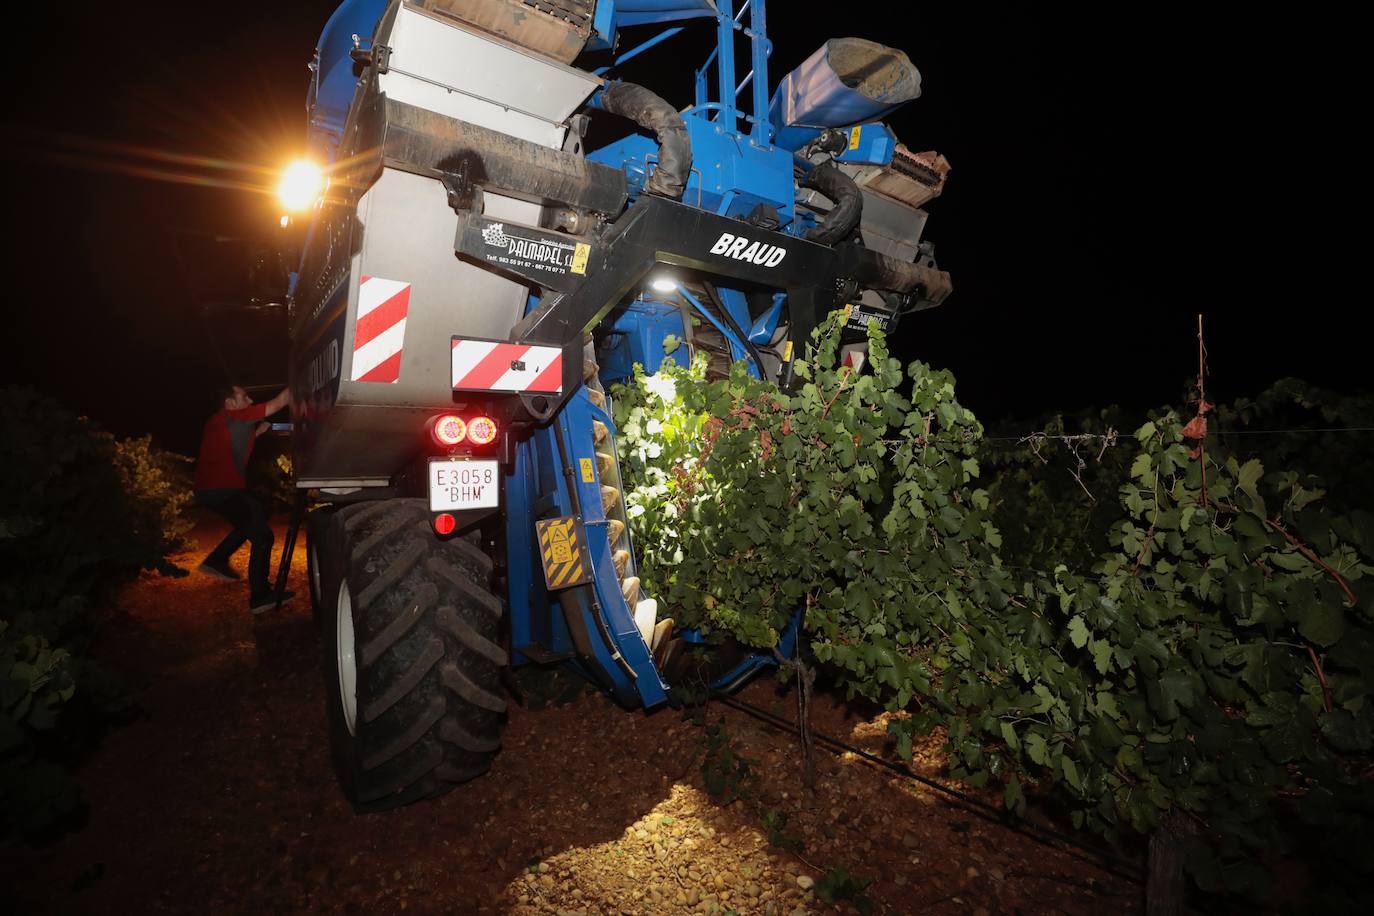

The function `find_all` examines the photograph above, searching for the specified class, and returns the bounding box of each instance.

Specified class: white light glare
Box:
[649,276,678,293]
[277,160,326,212]
[642,373,678,402]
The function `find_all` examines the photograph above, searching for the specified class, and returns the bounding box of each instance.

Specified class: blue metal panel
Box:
[588,0,617,50]
[748,292,786,345]
[712,286,752,334]
[507,437,577,664]
[685,114,794,221]
[615,0,718,26]
[586,114,797,227]
[554,391,670,708]
[834,122,897,167]
[310,0,388,159]
[504,446,536,660]
[600,298,689,385]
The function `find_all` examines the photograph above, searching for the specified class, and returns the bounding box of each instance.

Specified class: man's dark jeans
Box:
[196,489,273,596]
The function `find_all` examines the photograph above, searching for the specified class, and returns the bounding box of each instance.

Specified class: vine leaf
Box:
[1298,602,1345,647]
[1090,639,1113,674]
[1025,731,1048,765]
[1320,709,1372,752]
[1060,756,1082,791]
[1236,458,1264,497]
[1156,668,1196,720]
[1068,616,1090,649]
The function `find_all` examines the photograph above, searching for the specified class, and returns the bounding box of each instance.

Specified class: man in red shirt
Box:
[194,384,293,613]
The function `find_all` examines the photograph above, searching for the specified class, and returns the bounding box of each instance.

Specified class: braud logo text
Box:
[709,232,787,267]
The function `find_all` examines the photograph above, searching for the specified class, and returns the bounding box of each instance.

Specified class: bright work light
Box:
[649,275,678,293]
[277,160,325,212]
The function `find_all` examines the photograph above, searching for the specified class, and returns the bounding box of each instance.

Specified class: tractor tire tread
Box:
[439,716,502,753]
[362,695,446,771]
[356,538,426,611]
[408,520,494,577]
[340,499,395,531]
[441,661,508,713]
[451,535,494,576]
[427,557,503,619]
[352,506,425,564]
[436,605,507,666]
[356,744,443,804]
[360,582,436,669]
[363,636,443,724]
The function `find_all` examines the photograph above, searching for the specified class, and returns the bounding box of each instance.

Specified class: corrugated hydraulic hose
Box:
[801,161,863,245]
[598,81,691,200]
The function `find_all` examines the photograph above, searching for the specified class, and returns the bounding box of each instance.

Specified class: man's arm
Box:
[264,387,290,414]
[226,387,290,422]
[254,388,291,436]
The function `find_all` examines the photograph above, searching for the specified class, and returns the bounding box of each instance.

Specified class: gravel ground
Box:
[1,516,1142,914]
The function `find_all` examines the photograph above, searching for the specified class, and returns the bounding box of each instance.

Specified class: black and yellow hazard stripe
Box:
[537,516,591,590]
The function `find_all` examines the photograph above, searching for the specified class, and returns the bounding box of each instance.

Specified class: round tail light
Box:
[433,513,457,535]
[467,416,498,446]
[432,415,467,446]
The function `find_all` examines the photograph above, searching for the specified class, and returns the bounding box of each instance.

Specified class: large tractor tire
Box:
[320,498,507,812]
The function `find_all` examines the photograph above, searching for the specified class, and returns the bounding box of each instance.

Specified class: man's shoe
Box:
[250,590,295,615]
[197,558,239,581]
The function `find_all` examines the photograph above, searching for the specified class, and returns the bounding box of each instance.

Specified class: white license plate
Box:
[428,459,500,512]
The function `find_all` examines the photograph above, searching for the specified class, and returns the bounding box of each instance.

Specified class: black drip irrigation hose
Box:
[712,692,1146,886]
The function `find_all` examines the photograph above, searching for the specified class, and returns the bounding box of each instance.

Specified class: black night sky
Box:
[2,3,1351,455]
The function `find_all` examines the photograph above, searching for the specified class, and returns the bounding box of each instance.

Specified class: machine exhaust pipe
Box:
[597,81,692,200]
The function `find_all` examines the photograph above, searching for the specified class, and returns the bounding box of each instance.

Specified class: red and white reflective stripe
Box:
[350,275,410,383]
[451,339,563,394]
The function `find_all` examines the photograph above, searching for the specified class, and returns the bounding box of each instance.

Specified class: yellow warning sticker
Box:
[842,303,854,322]
[579,457,595,483]
[782,340,794,362]
[571,243,591,275]
[537,516,592,590]
[849,125,862,150]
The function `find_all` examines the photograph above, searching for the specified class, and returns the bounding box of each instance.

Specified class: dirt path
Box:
[2,518,1141,914]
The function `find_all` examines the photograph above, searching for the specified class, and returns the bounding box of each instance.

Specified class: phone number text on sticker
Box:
[429,459,500,512]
